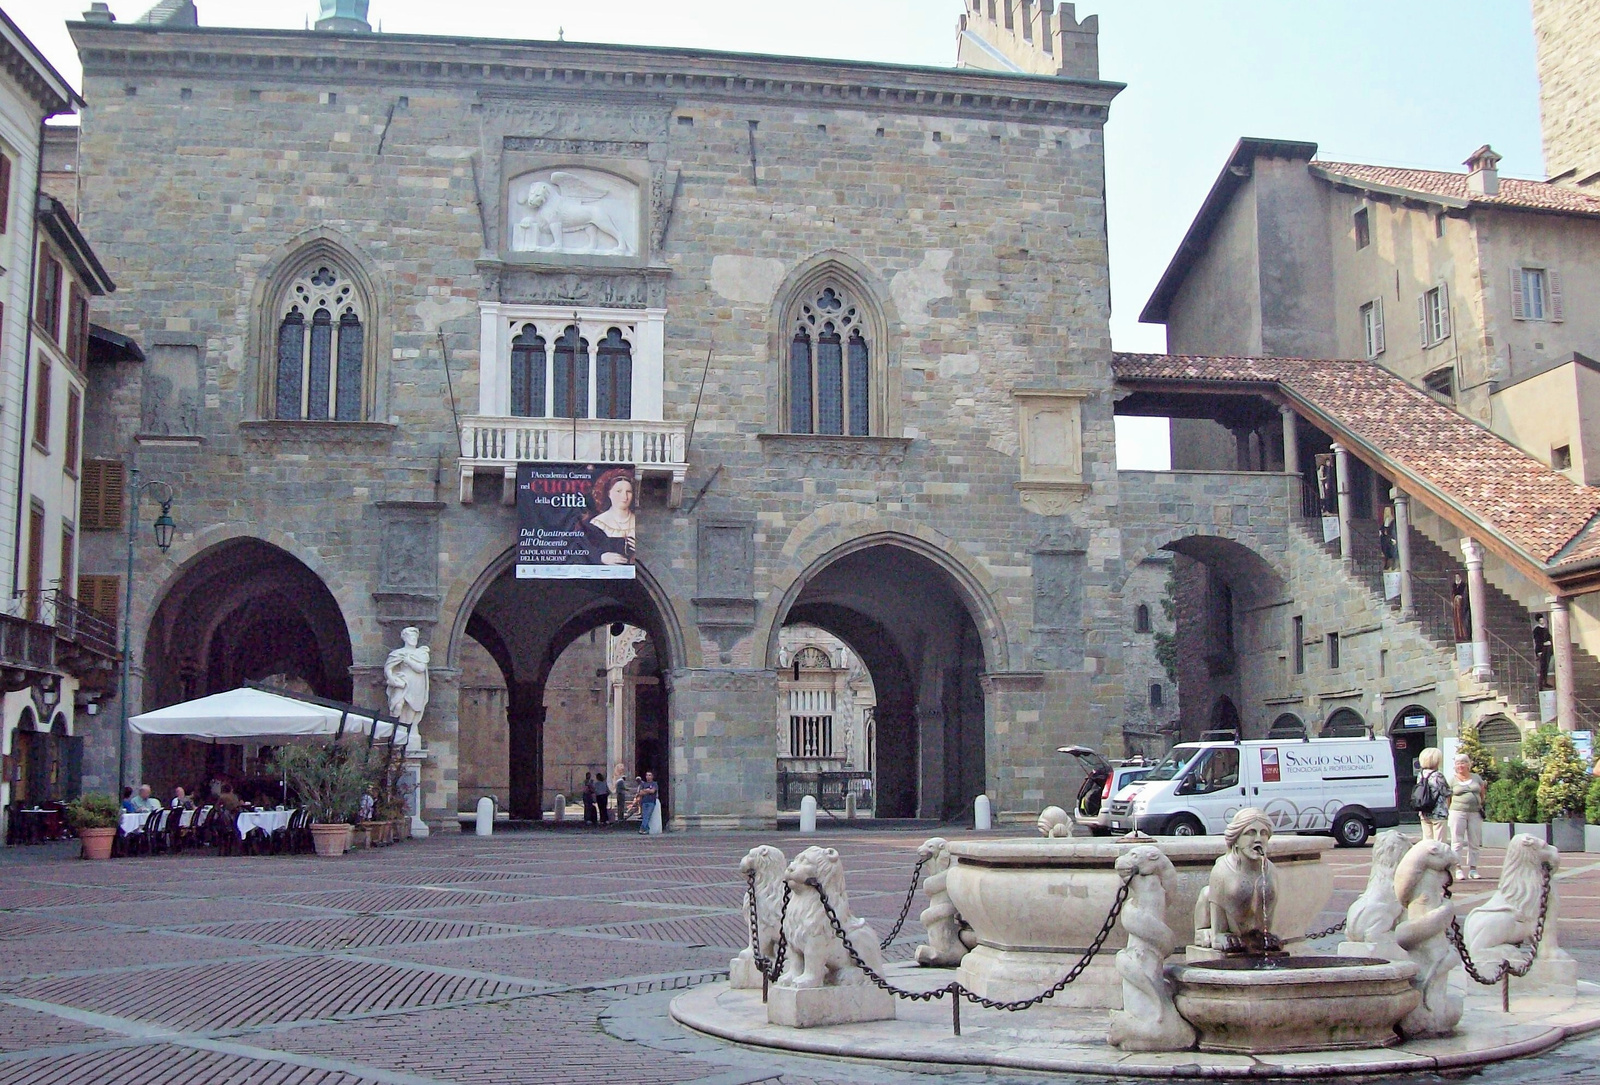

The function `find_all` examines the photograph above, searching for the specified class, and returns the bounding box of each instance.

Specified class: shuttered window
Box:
[1418,283,1450,347]
[0,153,11,234]
[1512,266,1562,322]
[76,574,121,630]
[64,387,80,476]
[1361,298,1385,358]
[32,359,50,450]
[66,286,89,368]
[79,459,126,530]
[58,523,74,603]
[35,252,61,340]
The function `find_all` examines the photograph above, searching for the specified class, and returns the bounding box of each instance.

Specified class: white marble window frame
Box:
[477,303,665,421]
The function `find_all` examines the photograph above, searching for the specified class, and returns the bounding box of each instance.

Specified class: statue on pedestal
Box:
[1533,614,1554,691]
[1338,829,1412,961]
[1464,834,1569,992]
[731,844,787,989]
[1193,808,1282,956]
[384,626,430,728]
[1109,844,1196,1052]
[914,837,975,967]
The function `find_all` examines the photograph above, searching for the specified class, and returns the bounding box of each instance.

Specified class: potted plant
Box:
[1483,759,1536,847]
[65,793,122,860]
[1586,777,1600,854]
[273,745,371,857]
[1538,732,1589,852]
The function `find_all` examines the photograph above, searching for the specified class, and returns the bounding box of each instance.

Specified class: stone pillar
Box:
[417,667,462,832]
[670,668,778,830]
[1460,539,1492,681]
[1391,488,1415,620]
[1332,441,1354,565]
[1549,596,1577,732]
[1280,405,1300,478]
[606,626,646,781]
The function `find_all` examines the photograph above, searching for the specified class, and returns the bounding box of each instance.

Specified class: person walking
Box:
[1447,753,1484,881]
[581,772,598,826]
[1413,748,1449,842]
[636,771,659,835]
[595,772,611,825]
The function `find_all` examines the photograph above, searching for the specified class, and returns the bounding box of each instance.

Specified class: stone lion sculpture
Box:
[1192,808,1281,955]
[1339,829,1412,959]
[516,174,634,255]
[1037,805,1074,838]
[1463,833,1559,975]
[776,846,884,989]
[914,837,975,967]
[1394,839,1461,1038]
[1109,844,1196,1052]
[730,844,787,989]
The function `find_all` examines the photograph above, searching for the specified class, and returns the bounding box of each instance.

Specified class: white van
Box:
[1105,736,1399,846]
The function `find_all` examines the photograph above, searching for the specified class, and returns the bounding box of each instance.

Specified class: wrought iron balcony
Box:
[458,416,689,506]
[0,591,121,695]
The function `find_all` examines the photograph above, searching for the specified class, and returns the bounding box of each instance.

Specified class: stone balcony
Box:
[458,416,689,505]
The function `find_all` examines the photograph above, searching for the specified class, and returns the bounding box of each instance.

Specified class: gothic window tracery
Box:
[787,283,872,436]
[274,262,367,420]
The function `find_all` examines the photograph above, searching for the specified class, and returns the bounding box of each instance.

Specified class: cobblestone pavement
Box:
[0,829,1594,1084]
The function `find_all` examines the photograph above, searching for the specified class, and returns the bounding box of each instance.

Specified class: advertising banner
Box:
[515,462,637,579]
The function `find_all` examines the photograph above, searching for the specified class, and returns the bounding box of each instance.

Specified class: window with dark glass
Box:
[596,328,632,420]
[788,284,872,436]
[335,311,363,421]
[510,325,547,418]
[35,252,62,340]
[32,358,50,450]
[1135,603,1151,634]
[307,309,333,420]
[552,325,589,419]
[276,310,304,418]
[273,263,366,421]
[64,388,80,476]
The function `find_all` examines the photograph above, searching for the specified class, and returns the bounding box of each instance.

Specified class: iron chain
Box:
[878,854,929,950]
[1447,866,1553,986]
[744,867,791,982]
[1302,917,1348,942]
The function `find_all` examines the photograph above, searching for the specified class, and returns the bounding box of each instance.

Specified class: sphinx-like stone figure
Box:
[1193,808,1282,956]
[1108,844,1196,1052]
[769,846,895,1028]
[1338,829,1413,962]
[1394,839,1461,1038]
[1037,805,1074,838]
[1463,833,1573,1001]
[730,844,786,989]
[914,837,976,967]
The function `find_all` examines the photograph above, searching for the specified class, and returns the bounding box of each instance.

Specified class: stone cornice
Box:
[68,24,1121,124]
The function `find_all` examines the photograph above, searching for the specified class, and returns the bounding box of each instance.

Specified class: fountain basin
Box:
[1170,956,1420,1053]
[945,836,1333,1005]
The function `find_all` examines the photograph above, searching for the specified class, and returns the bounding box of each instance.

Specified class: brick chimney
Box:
[1464,145,1502,196]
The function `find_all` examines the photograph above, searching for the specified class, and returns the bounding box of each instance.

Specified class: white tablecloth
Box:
[235,810,292,838]
[120,809,194,834]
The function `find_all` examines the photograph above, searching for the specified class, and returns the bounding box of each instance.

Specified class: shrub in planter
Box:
[1457,724,1499,785]
[65,793,122,860]
[1540,733,1589,852]
[1586,778,1600,826]
[1485,777,1531,824]
[272,745,373,825]
[1515,778,1541,824]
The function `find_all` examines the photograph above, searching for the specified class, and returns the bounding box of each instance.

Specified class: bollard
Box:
[475,796,494,836]
[974,794,992,831]
[844,792,857,820]
[552,793,566,822]
[649,802,663,835]
[800,795,818,833]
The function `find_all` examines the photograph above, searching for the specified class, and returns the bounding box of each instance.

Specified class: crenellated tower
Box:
[956,0,1099,81]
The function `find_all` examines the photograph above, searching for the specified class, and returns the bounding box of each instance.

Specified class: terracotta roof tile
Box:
[1312,162,1600,217]
[1113,352,1600,571]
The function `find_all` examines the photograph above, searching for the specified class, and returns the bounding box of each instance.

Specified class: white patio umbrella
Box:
[129,686,408,745]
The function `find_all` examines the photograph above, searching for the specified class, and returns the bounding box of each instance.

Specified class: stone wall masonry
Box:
[1534,0,1600,186]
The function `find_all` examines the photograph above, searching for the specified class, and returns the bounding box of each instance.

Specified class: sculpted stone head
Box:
[1223,807,1274,860]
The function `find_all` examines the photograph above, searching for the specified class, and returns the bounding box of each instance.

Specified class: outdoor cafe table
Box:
[235,809,291,838]
[119,809,196,834]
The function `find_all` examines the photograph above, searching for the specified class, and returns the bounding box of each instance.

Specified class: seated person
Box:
[217,784,243,815]
[170,786,194,810]
[135,784,162,812]
[120,786,138,813]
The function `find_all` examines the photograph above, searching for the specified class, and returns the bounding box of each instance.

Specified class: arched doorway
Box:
[1268,712,1306,739]
[769,540,990,821]
[456,555,676,821]
[1322,707,1369,737]
[141,538,354,798]
[1388,704,1437,813]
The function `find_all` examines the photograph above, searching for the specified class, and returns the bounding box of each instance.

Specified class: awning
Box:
[129,686,416,748]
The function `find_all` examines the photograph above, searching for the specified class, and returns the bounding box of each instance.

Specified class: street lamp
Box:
[117,471,178,790]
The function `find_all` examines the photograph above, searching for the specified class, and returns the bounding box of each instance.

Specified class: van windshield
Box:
[1144,745,1200,782]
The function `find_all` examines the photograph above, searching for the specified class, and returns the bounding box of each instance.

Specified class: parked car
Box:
[1058,746,1153,836]
[1106,736,1399,847]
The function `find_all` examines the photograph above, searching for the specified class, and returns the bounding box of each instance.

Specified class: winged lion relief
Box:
[508,168,640,258]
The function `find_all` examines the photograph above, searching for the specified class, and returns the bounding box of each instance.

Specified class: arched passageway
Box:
[773,541,988,821]
[140,538,354,798]
[458,561,675,821]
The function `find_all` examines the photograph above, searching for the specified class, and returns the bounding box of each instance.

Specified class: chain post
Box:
[952,987,960,1035]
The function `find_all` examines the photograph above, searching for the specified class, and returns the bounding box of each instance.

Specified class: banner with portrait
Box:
[515,463,637,579]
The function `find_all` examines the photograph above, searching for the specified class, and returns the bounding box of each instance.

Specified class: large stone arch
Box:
[1114,471,1295,595]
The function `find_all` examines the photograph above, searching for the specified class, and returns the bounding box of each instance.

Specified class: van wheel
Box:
[1166,815,1204,837]
[1334,812,1371,847]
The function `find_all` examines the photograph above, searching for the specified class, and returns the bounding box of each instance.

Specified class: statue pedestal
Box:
[728,953,765,991]
[1509,949,1578,1008]
[767,983,895,1028]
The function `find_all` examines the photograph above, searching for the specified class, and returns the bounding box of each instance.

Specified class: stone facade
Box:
[1534,0,1600,188]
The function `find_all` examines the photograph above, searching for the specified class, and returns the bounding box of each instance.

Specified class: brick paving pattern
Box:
[0,830,1590,1084]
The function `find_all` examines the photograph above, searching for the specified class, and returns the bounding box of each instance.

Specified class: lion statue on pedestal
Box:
[1463,833,1560,973]
[913,837,975,967]
[776,845,884,989]
[730,844,787,988]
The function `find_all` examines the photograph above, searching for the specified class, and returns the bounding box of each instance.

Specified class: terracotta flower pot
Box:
[78,826,116,860]
[311,823,350,857]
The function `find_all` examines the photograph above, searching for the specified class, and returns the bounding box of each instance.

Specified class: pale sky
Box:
[5,0,1548,467]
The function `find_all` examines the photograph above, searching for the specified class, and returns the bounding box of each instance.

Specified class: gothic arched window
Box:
[510,325,546,418]
[596,327,633,420]
[274,262,368,420]
[552,325,589,419]
[787,283,872,436]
